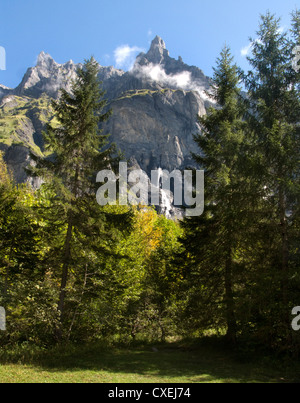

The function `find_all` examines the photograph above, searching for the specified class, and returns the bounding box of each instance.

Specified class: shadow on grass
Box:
[12,338,299,383]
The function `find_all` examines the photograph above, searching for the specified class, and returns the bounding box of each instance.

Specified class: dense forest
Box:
[0,11,299,356]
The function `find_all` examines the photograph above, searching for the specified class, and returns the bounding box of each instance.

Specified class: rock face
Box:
[100,36,213,175]
[0,37,213,216]
[133,36,211,92]
[0,84,11,98]
[0,143,31,184]
[14,52,79,99]
[105,88,206,175]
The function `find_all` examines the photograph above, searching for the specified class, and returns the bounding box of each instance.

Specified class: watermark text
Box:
[292,306,300,331]
[0,307,6,331]
[96,162,204,217]
[0,46,6,70]
[292,46,300,73]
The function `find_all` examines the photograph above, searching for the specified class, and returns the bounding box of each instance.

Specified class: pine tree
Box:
[29,58,131,339]
[181,46,249,342]
[244,12,300,342]
[291,9,300,47]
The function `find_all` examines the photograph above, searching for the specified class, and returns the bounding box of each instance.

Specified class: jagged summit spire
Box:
[150,36,166,50]
[36,51,55,68]
[145,36,169,64]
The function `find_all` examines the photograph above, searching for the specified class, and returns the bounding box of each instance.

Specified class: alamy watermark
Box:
[292,307,300,331]
[292,45,300,73]
[96,162,204,217]
[0,46,6,70]
[0,307,6,331]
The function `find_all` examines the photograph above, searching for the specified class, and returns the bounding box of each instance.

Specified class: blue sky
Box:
[0,0,298,88]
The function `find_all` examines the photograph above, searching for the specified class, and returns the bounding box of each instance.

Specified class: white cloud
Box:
[131,62,215,102]
[133,62,192,89]
[114,45,145,70]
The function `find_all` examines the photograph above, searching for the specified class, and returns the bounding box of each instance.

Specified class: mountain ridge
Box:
[0,37,212,216]
[0,36,212,101]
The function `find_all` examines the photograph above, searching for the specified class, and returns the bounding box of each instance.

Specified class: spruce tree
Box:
[291,9,300,48]
[29,58,130,339]
[181,46,249,342]
[244,12,300,342]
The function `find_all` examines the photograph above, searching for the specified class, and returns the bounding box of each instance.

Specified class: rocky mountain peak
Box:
[36,51,56,68]
[13,52,78,98]
[150,35,167,50]
[143,36,170,65]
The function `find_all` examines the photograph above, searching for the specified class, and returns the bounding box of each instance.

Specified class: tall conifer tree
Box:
[244,12,300,340]
[30,58,130,338]
[181,46,249,342]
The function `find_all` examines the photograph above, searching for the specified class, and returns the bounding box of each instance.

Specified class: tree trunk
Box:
[67,264,88,340]
[279,186,289,330]
[225,248,237,343]
[57,218,73,338]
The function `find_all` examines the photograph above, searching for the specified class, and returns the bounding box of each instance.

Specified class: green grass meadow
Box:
[0,339,299,383]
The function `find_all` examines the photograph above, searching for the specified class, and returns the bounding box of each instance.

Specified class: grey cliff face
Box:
[0,37,213,216]
[104,88,206,175]
[99,36,213,175]
[0,84,12,98]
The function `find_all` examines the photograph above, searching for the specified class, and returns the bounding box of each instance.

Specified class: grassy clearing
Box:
[0,339,299,383]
